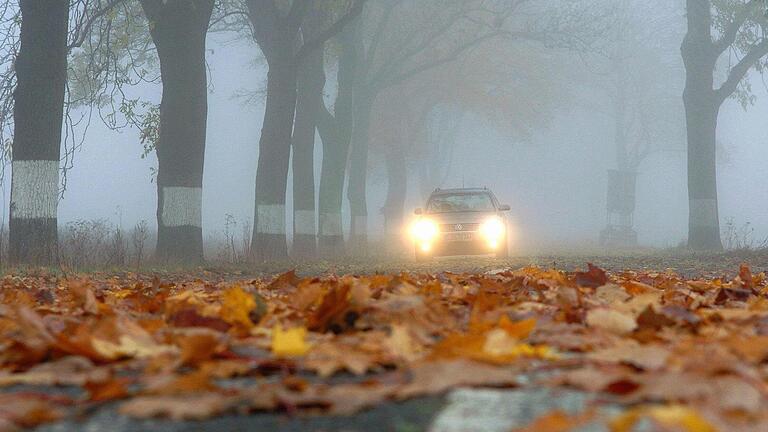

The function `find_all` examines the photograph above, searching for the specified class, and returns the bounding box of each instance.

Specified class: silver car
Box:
[411,188,511,260]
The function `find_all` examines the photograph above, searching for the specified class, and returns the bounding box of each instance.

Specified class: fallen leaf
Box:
[0,393,67,428]
[175,329,224,366]
[220,286,256,330]
[167,308,232,332]
[575,264,608,288]
[513,408,595,432]
[609,404,716,432]
[587,341,669,371]
[586,308,637,335]
[85,377,131,402]
[119,393,239,420]
[395,360,519,399]
[271,325,310,357]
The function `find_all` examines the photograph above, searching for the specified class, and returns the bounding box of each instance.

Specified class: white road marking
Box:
[429,388,591,432]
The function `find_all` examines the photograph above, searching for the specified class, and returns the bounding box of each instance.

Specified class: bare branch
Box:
[69,0,126,51]
[297,0,366,61]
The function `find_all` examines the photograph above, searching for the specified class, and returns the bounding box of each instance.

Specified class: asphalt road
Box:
[37,387,600,432]
[214,249,768,280]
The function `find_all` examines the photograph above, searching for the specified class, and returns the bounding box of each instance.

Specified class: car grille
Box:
[440,223,480,233]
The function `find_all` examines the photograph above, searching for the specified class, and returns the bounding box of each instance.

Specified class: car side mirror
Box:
[414,208,424,215]
[499,205,511,212]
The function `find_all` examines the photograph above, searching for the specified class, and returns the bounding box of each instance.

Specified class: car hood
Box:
[425,212,497,224]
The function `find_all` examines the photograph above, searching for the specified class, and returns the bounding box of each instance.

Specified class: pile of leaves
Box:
[0,263,767,431]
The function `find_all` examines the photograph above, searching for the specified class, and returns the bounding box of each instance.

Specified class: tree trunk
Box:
[684,93,722,250]
[141,0,214,263]
[346,95,372,252]
[291,48,325,258]
[317,23,359,257]
[382,149,407,252]
[251,41,298,261]
[9,0,69,265]
[681,0,723,250]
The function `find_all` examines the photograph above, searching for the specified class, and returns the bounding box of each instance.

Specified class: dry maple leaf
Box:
[85,376,132,402]
[85,316,176,361]
[174,328,225,366]
[220,286,256,330]
[267,270,300,291]
[385,324,421,362]
[167,308,232,332]
[739,264,754,290]
[585,308,637,335]
[512,408,596,432]
[395,359,519,399]
[304,339,378,377]
[587,341,670,371]
[0,356,108,388]
[271,325,311,357]
[119,393,240,420]
[307,283,357,333]
[0,393,68,429]
[575,264,609,288]
[67,280,101,315]
[609,404,716,432]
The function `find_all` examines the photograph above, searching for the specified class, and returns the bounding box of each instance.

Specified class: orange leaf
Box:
[175,329,223,366]
[85,377,131,402]
[497,315,536,340]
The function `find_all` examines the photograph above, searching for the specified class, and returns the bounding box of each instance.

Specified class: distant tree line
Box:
[0,0,766,266]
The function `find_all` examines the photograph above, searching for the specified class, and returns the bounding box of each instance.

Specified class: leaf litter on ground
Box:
[0,262,767,430]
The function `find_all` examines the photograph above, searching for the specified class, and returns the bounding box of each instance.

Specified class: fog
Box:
[50,58,768,248]
[2,0,768,264]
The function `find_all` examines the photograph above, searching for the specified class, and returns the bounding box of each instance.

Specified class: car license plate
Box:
[446,232,473,241]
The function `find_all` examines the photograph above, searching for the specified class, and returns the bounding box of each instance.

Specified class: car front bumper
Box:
[420,232,503,256]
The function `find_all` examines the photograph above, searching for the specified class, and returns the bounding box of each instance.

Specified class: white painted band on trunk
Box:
[294,210,316,236]
[10,160,59,219]
[353,215,367,235]
[161,187,202,228]
[257,204,286,235]
[319,212,342,237]
[690,198,718,228]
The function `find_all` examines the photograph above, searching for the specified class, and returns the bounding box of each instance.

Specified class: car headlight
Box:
[411,218,439,243]
[480,217,505,245]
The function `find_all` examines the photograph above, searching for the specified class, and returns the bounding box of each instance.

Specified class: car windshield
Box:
[427,193,495,213]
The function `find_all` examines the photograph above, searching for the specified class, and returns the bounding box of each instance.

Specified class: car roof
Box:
[429,187,493,196]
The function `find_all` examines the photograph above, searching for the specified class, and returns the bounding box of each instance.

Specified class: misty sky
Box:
[2,26,767,252]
